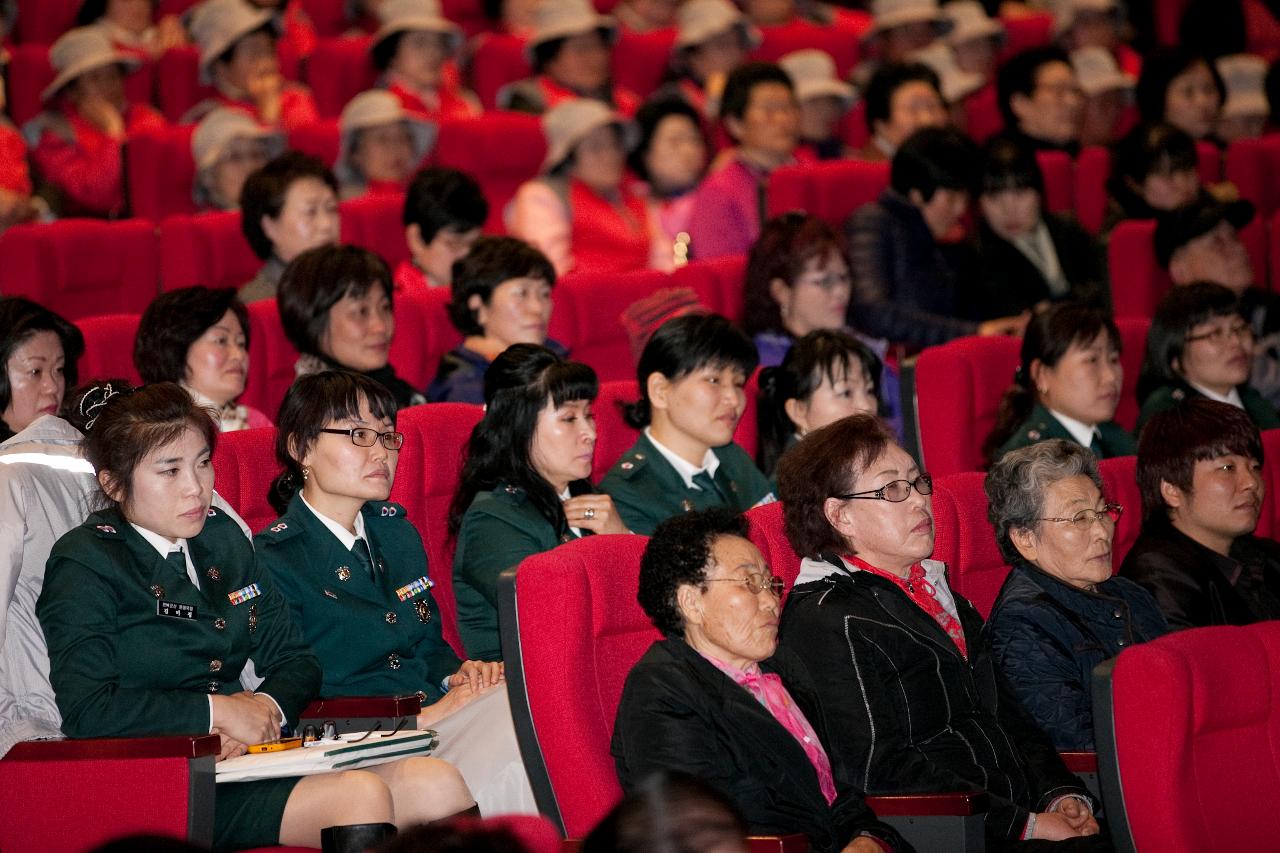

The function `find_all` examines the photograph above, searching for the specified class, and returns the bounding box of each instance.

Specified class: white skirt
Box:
[431,685,539,817]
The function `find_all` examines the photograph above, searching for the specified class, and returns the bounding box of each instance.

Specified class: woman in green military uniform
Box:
[599,312,774,536]
[450,344,629,662]
[984,302,1137,467]
[258,370,535,814]
[37,382,474,853]
[1136,282,1280,432]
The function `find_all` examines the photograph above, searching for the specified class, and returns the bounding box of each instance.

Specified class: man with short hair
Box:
[397,166,489,292]
[996,46,1083,154]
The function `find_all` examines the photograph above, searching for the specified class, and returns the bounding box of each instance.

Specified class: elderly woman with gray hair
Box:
[984,439,1168,751]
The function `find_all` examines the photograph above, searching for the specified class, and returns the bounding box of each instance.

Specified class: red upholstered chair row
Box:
[766,159,890,225]
[75,313,143,385]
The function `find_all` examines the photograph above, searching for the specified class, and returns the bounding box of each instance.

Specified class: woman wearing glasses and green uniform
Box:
[774,414,1107,849]
[255,370,536,816]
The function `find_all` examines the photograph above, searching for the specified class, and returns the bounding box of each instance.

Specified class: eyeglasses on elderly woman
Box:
[1035,503,1123,530]
[833,473,933,503]
[704,572,786,597]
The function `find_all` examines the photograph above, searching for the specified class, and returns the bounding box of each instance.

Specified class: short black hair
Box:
[371,29,404,72]
[890,126,979,200]
[239,151,338,260]
[0,297,84,421]
[277,244,393,358]
[1135,47,1226,127]
[863,61,942,136]
[629,95,706,182]
[1111,122,1199,187]
[403,166,489,242]
[720,61,794,125]
[584,771,748,853]
[530,28,612,74]
[638,507,751,636]
[446,236,556,336]
[980,135,1045,197]
[996,45,1072,128]
[625,313,759,428]
[1137,282,1246,403]
[133,287,250,385]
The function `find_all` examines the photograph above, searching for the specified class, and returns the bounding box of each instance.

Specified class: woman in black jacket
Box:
[775,414,1108,851]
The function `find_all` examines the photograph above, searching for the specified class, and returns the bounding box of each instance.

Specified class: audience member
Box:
[613,508,906,853]
[613,0,682,33]
[600,313,771,536]
[860,0,950,66]
[1102,122,1203,234]
[247,0,317,66]
[687,62,801,260]
[1215,53,1269,142]
[397,167,489,292]
[583,771,749,853]
[1052,0,1139,75]
[25,27,166,218]
[667,0,758,118]
[500,0,640,116]
[984,302,1134,465]
[1122,398,1280,629]
[371,0,480,122]
[1071,46,1134,147]
[279,244,425,408]
[1135,47,1224,142]
[779,50,856,161]
[856,61,947,162]
[775,414,1104,850]
[451,345,627,660]
[985,440,1167,751]
[75,0,186,60]
[0,51,36,233]
[628,96,709,270]
[942,1,1004,81]
[996,46,1083,154]
[1137,282,1280,430]
[507,99,662,276]
[335,90,435,200]
[909,43,985,135]
[969,137,1106,319]
[133,286,271,431]
[0,298,83,443]
[429,236,564,404]
[191,107,283,211]
[239,151,340,302]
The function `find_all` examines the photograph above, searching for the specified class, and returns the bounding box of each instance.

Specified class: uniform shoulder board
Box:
[91,522,122,539]
[367,500,408,520]
[616,450,648,480]
[258,519,302,544]
[494,484,527,504]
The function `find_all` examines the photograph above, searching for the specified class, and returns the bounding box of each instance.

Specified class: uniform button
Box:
[1113,609,1123,618]
[1116,639,1127,647]
[416,690,428,703]
[385,611,397,624]
[388,653,401,670]
[213,617,226,630]
[206,567,221,581]
[209,660,223,672]
[206,682,220,694]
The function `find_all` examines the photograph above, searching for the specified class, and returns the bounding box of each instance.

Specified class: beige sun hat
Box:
[674,0,761,51]
[943,1,1004,46]
[188,0,279,82]
[526,0,617,58]
[540,97,635,174]
[192,107,284,170]
[1217,53,1269,119]
[371,0,463,57]
[911,42,984,103]
[336,89,438,184]
[1048,0,1118,38]
[779,49,856,106]
[41,27,141,102]
[1071,46,1133,97]
[863,0,952,43]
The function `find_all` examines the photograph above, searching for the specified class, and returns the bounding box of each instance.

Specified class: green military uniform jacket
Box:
[256,495,461,703]
[37,506,321,738]
[995,402,1138,463]
[1136,382,1280,432]
[453,483,582,662]
[598,433,774,536]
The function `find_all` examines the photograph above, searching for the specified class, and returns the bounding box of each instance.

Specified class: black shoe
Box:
[320,822,397,853]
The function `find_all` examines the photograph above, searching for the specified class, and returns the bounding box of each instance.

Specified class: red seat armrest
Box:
[865,790,989,816]
[1059,751,1098,773]
[2,735,220,761]
[746,835,810,852]
[302,695,423,719]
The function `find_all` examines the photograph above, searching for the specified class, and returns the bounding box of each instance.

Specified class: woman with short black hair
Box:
[133,286,269,431]
[396,167,489,292]
[0,297,84,442]
[629,96,709,269]
[1102,122,1206,236]
[1135,47,1225,142]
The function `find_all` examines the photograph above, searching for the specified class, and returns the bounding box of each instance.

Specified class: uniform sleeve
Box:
[505,181,573,276]
[455,509,549,607]
[598,474,662,536]
[243,553,322,725]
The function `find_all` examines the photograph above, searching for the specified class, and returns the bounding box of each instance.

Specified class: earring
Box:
[301,466,310,481]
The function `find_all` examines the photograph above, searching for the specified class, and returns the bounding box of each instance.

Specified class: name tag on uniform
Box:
[395,576,434,601]
[157,600,196,619]
[228,584,261,606]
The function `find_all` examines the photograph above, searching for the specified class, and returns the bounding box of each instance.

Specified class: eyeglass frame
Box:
[318,427,405,450]
[1185,321,1255,346]
[1034,503,1124,530]
[833,473,934,503]
[703,573,786,597]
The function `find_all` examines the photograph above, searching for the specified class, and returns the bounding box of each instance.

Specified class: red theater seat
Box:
[1036,150,1073,215]
[389,288,463,390]
[1093,621,1280,853]
[1259,428,1280,540]
[963,84,1003,143]
[12,0,80,44]
[674,254,749,322]
[751,20,861,79]
[914,335,1021,478]
[766,160,890,226]
[611,29,676,99]
[288,118,341,165]
[0,219,160,319]
[158,46,217,123]
[341,192,410,267]
[126,124,200,220]
[745,501,799,598]
[999,12,1052,59]
[242,299,297,417]
[1114,316,1149,431]
[470,33,531,111]
[76,314,143,385]
[159,211,261,291]
[931,471,1008,619]
[1097,455,1141,570]
[308,36,378,118]
[5,42,156,128]
[211,426,280,533]
[1074,145,1110,235]
[432,113,546,233]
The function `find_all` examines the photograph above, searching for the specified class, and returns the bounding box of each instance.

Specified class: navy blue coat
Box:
[985,563,1168,751]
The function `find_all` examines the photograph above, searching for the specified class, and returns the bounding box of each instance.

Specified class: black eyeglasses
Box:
[1185,323,1254,346]
[834,474,933,503]
[319,427,405,450]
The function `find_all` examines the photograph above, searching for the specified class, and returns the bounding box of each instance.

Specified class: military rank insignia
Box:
[415,599,432,624]
[395,576,434,601]
[248,604,258,634]
[228,583,262,605]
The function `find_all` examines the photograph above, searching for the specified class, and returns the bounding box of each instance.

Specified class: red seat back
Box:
[963,83,1003,143]
[1074,145,1110,235]
[287,119,341,165]
[389,288,463,391]
[299,0,348,36]
[931,471,1008,618]
[1115,316,1149,431]
[307,36,378,117]
[672,254,749,322]
[76,314,143,386]
[751,20,861,79]
[611,29,676,99]
[157,47,215,123]
[12,0,80,43]
[127,125,200,221]
[341,192,410,267]
[243,299,298,417]
[469,34,531,111]
[393,403,483,656]
[211,426,280,533]
[745,500,800,602]
[1108,220,1167,318]
[766,160,891,227]
[1035,150,1073,215]
[1258,428,1280,540]
[159,212,261,291]
[1097,455,1141,570]
[999,12,1052,59]
[432,113,545,233]
[0,219,160,319]
[915,335,1021,477]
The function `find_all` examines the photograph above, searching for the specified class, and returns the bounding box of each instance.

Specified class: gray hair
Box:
[985,439,1103,564]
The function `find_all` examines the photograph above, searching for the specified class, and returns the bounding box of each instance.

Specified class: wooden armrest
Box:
[746,835,809,852]
[301,695,423,719]
[3,735,220,762]
[1059,751,1097,773]
[865,790,989,816]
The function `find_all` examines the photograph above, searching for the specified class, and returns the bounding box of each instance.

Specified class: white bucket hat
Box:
[527,0,617,60]
[1048,0,1118,38]
[863,0,952,43]
[371,0,463,57]
[336,89,437,185]
[192,107,285,170]
[779,49,856,107]
[674,0,761,51]
[1217,53,1269,119]
[41,27,141,102]
[188,0,279,83]
[540,97,635,174]
[911,42,985,104]
[943,1,1004,46]
[1071,46,1133,97]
